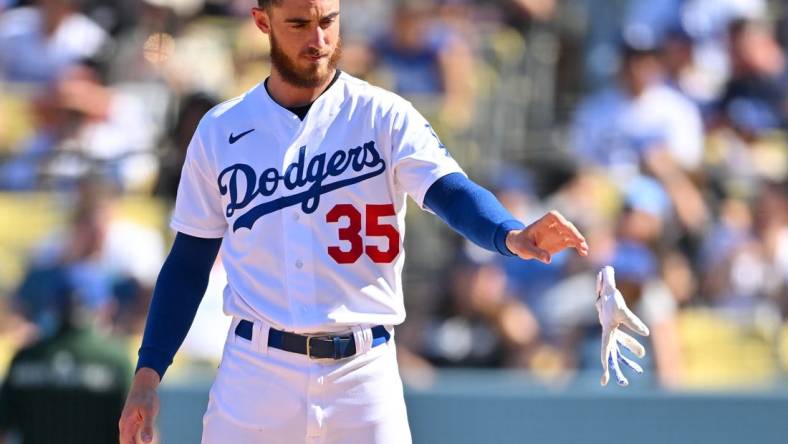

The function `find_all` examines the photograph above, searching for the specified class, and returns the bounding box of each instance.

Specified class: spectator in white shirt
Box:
[571,38,710,234]
[0,0,109,84]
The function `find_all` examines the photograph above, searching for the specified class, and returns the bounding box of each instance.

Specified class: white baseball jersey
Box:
[171,72,464,334]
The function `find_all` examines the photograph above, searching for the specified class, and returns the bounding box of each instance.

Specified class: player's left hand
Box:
[505,210,589,263]
[595,266,650,387]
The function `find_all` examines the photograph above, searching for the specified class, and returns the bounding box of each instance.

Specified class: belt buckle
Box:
[306,335,320,359]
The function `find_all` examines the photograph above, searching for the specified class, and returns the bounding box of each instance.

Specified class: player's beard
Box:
[269,31,342,89]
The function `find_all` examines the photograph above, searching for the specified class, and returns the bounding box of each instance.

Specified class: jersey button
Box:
[295,260,303,269]
[293,213,300,221]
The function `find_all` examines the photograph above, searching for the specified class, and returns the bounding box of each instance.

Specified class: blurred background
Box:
[0,0,786,442]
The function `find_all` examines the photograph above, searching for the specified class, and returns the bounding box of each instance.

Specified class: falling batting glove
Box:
[595,266,650,387]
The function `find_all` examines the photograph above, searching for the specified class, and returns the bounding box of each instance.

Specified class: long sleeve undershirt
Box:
[135,233,221,379]
[423,172,524,256]
[136,172,523,379]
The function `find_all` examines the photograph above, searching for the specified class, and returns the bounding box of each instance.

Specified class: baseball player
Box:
[118,1,593,443]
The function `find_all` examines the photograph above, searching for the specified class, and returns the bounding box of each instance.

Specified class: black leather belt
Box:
[235,319,390,359]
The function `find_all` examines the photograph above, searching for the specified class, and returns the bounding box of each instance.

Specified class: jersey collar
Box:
[259,69,344,123]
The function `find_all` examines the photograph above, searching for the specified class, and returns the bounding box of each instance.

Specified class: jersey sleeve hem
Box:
[494,219,526,256]
[136,348,170,380]
[411,166,467,211]
[170,219,226,239]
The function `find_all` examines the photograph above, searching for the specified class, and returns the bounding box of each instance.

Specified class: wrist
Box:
[504,229,522,254]
[133,367,162,389]
[495,220,526,256]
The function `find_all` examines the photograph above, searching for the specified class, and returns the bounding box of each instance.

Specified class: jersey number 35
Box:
[326,204,400,264]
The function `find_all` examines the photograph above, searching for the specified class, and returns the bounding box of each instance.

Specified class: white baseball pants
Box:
[201,318,412,444]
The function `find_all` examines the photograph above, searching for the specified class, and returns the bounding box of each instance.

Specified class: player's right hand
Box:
[505,210,589,263]
[119,367,161,444]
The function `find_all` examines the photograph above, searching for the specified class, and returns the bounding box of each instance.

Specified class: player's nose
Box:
[306,26,329,51]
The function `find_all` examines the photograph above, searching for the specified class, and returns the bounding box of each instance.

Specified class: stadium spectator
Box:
[0,0,109,84]
[420,253,539,368]
[371,0,475,129]
[664,0,767,103]
[717,19,788,136]
[699,195,782,316]
[0,62,157,191]
[659,26,722,116]
[617,175,673,246]
[752,181,788,317]
[0,265,132,444]
[18,176,164,325]
[572,37,704,172]
[104,0,184,130]
[571,36,710,234]
[701,20,787,202]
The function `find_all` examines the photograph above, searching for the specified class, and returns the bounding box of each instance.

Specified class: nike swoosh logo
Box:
[229,129,255,144]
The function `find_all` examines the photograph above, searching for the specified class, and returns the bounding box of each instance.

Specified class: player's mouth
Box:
[304,52,328,62]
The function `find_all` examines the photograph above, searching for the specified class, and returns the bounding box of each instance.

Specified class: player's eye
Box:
[319,18,335,28]
[291,23,307,29]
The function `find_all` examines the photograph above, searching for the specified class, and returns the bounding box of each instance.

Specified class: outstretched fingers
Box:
[600,327,614,386]
[609,347,629,387]
[620,305,650,336]
[618,351,644,374]
[549,213,589,255]
[562,225,589,253]
[615,329,646,358]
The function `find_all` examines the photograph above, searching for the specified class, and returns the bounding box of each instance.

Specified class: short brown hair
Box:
[257,0,282,8]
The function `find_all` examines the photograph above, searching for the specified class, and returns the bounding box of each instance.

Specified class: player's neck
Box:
[266,68,337,108]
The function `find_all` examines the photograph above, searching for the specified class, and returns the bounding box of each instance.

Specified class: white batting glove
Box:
[595,266,650,387]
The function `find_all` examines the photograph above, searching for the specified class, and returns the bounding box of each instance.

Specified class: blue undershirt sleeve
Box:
[136,232,222,380]
[423,172,525,256]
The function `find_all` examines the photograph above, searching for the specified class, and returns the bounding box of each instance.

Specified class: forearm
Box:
[136,233,222,379]
[645,149,708,232]
[424,172,524,256]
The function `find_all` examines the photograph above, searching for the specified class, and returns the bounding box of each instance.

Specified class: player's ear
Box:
[251,7,272,34]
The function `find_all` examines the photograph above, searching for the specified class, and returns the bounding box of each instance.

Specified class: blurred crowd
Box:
[0,2,786,437]
[401,0,787,390]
